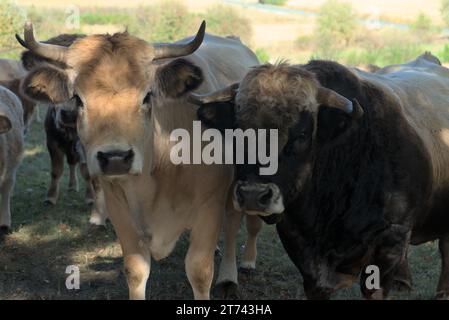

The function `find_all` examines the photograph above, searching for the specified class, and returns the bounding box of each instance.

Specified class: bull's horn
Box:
[188,82,239,106]
[316,87,354,114]
[16,22,68,63]
[153,21,206,61]
[351,98,364,119]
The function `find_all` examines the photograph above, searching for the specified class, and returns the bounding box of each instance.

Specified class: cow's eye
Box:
[235,104,242,112]
[73,94,83,108]
[143,91,153,105]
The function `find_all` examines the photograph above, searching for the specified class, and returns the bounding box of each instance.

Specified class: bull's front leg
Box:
[360,224,410,299]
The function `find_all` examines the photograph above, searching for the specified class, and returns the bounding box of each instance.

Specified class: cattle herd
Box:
[1,20,449,300]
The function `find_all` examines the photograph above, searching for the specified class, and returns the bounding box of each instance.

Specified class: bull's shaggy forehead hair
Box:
[236,63,319,129]
[68,32,153,93]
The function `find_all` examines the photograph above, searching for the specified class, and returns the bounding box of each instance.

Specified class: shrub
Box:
[81,10,130,26]
[259,0,288,5]
[442,0,449,27]
[203,5,252,45]
[127,1,196,43]
[255,48,270,63]
[0,0,26,51]
[411,12,433,31]
[314,0,357,57]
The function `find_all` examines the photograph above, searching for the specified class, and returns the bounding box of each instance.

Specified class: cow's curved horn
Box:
[316,87,354,114]
[188,82,239,106]
[15,22,68,63]
[153,21,206,61]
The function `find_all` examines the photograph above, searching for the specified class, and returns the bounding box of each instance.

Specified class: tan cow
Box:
[0,85,24,239]
[17,21,260,299]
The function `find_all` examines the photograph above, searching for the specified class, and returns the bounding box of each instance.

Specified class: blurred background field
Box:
[2,0,449,67]
[0,0,446,300]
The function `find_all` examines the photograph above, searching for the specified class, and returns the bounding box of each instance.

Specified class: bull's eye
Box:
[73,94,83,109]
[143,91,153,105]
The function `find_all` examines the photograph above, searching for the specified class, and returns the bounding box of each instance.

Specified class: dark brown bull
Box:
[189,54,449,300]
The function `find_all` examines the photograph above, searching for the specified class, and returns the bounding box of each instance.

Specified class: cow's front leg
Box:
[215,207,242,299]
[88,178,108,231]
[124,253,151,300]
[0,174,15,239]
[79,162,95,205]
[102,181,150,299]
[68,164,79,192]
[45,142,64,205]
[187,205,223,300]
[436,235,449,299]
[241,215,263,272]
[66,148,79,192]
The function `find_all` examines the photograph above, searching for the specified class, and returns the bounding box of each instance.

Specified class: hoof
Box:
[44,198,56,206]
[87,224,107,235]
[213,281,240,300]
[0,226,11,242]
[392,279,412,292]
[435,291,449,300]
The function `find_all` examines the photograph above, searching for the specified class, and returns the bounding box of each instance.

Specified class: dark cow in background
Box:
[189,52,449,299]
[44,104,93,205]
[20,33,108,228]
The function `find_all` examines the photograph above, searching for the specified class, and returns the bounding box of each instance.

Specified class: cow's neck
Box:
[149,99,197,173]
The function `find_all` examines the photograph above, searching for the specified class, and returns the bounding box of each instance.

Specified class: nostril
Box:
[257,188,273,206]
[124,149,134,163]
[97,151,108,167]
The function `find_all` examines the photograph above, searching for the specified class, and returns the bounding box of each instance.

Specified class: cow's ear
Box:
[197,101,235,132]
[0,115,12,134]
[156,58,203,98]
[21,65,72,104]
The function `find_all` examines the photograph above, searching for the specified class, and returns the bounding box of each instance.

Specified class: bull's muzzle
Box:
[233,181,285,216]
[97,149,135,176]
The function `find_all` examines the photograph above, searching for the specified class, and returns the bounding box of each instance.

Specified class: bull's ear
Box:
[196,101,235,132]
[0,115,12,134]
[156,58,203,98]
[21,65,72,104]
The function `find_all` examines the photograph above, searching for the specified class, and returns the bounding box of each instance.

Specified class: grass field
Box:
[0,0,447,300]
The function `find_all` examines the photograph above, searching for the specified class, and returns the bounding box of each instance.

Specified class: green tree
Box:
[0,0,26,51]
[203,5,253,45]
[315,0,357,58]
[441,0,449,27]
[127,1,196,43]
